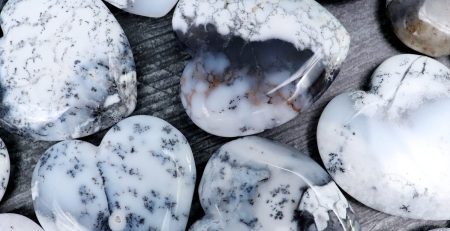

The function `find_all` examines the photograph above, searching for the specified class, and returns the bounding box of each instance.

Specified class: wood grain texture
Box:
[0,0,449,230]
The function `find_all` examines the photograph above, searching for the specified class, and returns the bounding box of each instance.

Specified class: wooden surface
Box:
[0,0,449,230]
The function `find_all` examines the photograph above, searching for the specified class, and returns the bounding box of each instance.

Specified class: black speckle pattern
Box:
[191,136,359,231]
[32,116,196,231]
[174,0,350,137]
[0,0,137,141]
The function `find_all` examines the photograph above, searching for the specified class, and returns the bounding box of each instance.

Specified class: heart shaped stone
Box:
[191,136,359,231]
[32,115,196,231]
[317,54,450,220]
[387,0,450,57]
[0,213,44,231]
[173,0,350,137]
[0,0,137,141]
[0,138,9,202]
[106,0,178,18]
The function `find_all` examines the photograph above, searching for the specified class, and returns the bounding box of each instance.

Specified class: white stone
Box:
[317,54,450,220]
[173,0,350,137]
[0,138,9,202]
[0,0,137,141]
[191,136,359,231]
[32,115,196,231]
[106,0,178,18]
[0,214,43,231]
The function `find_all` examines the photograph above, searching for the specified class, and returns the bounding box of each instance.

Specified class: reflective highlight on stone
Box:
[173,0,350,137]
[318,54,450,220]
[32,115,196,231]
[387,0,450,57]
[106,0,178,18]
[191,136,359,231]
[0,0,137,141]
[0,138,9,202]
[0,214,44,231]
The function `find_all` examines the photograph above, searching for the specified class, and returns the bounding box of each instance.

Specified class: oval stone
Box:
[0,0,137,141]
[173,0,350,137]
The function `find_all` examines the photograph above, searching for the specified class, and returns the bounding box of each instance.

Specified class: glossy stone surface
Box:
[0,138,9,202]
[387,0,450,57]
[317,54,450,220]
[32,115,196,231]
[173,0,350,137]
[0,213,43,231]
[0,0,137,141]
[105,0,178,18]
[191,136,359,231]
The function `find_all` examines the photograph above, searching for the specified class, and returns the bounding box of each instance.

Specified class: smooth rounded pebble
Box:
[0,0,136,141]
[32,115,196,231]
[191,136,359,231]
[318,54,450,220]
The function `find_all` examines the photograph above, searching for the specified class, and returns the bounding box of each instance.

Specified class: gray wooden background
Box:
[0,0,449,230]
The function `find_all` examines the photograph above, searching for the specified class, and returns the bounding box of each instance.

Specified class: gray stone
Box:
[387,0,450,57]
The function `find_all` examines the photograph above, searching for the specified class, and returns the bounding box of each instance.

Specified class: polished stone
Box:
[0,0,137,141]
[0,138,9,202]
[387,0,450,57]
[0,213,43,231]
[32,115,196,231]
[173,0,350,137]
[105,0,178,18]
[191,136,359,231]
[317,54,450,220]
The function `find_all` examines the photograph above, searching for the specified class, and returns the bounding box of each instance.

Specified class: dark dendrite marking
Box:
[267,184,292,221]
[126,213,145,229]
[162,125,172,134]
[151,151,186,178]
[66,157,84,178]
[133,123,151,134]
[400,205,411,213]
[327,153,345,174]
[161,137,180,151]
[239,217,259,228]
[79,185,97,205]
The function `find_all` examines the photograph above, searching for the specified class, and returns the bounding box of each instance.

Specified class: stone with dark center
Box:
[173,0,350,137]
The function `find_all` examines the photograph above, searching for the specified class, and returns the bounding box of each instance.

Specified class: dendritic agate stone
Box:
[0,138,9,202]
[317,54,450,220]
[105,0,178,18]
[387,0,450,57]
[173,0,350,137]
[0,214,44,231]
[32,116,196,231]
[0,0,136,141]
[191,136,359,231]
